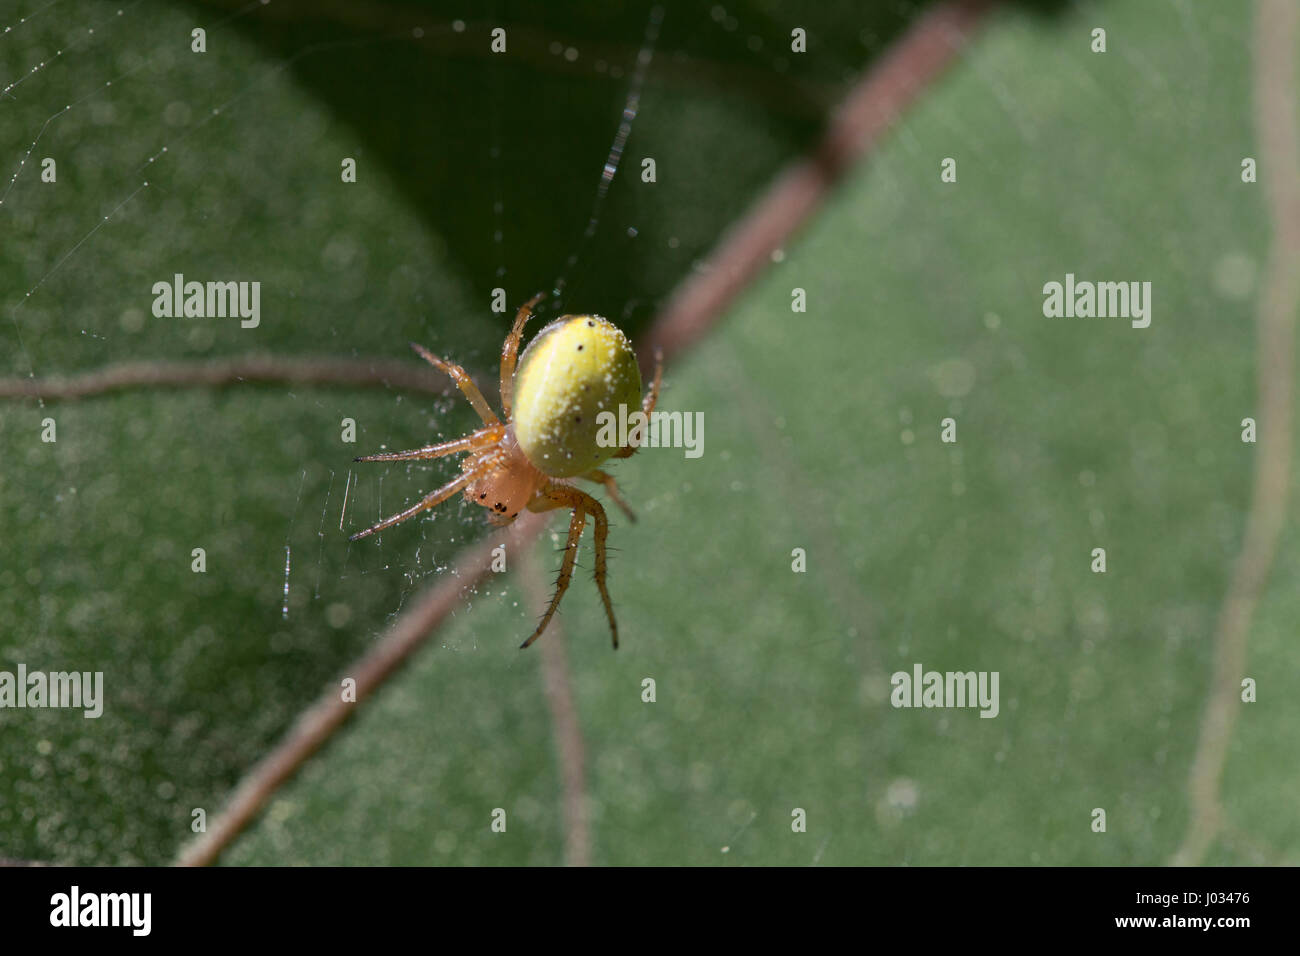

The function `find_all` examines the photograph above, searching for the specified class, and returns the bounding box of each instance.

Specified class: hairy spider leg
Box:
[522,484,617,650]
[353,424,506,463]
[499,292,546,420]
[349,455,500,541]
[409,342,500,426]
[579,468,636,522]
[614,345,664,459]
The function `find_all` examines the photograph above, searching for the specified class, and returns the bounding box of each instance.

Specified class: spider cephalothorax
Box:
[350,293,662,649]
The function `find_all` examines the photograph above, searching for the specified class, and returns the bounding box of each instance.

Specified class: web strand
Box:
[550,4,664,313]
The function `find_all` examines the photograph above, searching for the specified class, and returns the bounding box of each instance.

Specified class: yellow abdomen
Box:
[512,315,642,478]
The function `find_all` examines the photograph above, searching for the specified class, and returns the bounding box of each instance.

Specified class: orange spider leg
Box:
[499,292,546,420]
[522,484,617,650]
[349,455,498,541]
[353,424,506,463]
[615,345,663,459]
[409,342,500,426]
[580,468,636,522]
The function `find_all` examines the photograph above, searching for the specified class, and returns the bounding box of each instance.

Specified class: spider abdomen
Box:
[512,315,642,478]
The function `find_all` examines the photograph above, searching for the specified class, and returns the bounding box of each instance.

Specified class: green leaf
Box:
[0,0,915,863]
[224,1,1298,865]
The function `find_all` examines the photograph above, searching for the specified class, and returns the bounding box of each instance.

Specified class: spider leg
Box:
[579,468,636,523]
[521,490,587,649]
[349,457,494,541]
[522,485,617,650]
[409,342,500,427]
[500,292,545,420]
[615,345,663,459]
[353,424,505,463]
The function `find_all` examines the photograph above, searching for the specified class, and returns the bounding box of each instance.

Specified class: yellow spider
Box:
[350,293,662,649]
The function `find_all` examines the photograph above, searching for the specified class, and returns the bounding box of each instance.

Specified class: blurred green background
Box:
[1,0,1295,865]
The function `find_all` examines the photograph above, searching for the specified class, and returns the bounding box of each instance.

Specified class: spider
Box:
[350,293,662,650]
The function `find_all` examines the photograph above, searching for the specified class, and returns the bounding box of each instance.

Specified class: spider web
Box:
[1,1,673,647]
[0,0,868,863]
[6,0,1280,872]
